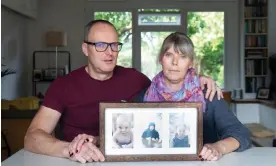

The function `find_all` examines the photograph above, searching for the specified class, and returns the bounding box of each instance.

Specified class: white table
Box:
[2,147,276,166]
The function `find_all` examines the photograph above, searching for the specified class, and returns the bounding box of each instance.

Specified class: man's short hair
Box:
[84,19,117,40]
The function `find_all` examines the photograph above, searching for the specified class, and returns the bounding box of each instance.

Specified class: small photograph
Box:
[135,112,162,148]
[112,113,134,149]
[256,88,270,100]
[33,69,43,81]
[169,113,191,148]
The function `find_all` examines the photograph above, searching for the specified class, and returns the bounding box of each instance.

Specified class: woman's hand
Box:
[69,134,98,154]
[69,142,105,163]
[199,144,224,161]
[68,134,103,163]
[199,75,224,101]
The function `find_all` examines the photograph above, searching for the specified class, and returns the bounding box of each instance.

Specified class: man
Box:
[24,20,223,163]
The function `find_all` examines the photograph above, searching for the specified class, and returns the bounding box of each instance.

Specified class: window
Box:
[138,13,181,26]
[93,10,225,87]
[187,12,224,87]
[141,32,173,80]
[138,9,181,26]
[138,9,180,12]
[138,9,181,79]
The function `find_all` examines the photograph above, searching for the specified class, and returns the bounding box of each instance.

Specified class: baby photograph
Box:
[169,113,191,148]
[112,113,134,149]
[134,112,163,149]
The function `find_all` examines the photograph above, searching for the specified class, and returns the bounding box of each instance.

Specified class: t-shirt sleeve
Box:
[42,78,65,113]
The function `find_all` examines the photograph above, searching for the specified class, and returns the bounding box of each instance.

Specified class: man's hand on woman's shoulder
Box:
[199,75,224,101]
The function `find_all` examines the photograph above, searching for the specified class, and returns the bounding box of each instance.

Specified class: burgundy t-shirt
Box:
[43,66,151,142]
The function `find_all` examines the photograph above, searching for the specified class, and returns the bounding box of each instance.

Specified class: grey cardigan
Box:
[134,88,252,152]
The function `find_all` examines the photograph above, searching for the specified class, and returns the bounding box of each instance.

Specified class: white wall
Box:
[26,0,87,96]
[259,105,276,131]
[234,103,276,131]
[235,104,260,124]
[1,6,29,100]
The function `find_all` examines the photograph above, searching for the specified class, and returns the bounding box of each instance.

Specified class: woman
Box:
[135,32,251,161]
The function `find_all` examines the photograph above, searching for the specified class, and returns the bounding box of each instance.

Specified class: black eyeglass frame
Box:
[83,40,123,52]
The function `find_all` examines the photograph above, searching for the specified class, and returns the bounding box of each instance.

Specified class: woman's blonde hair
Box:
[158,32,195,63]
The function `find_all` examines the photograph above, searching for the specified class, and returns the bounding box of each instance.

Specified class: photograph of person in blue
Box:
[141,122,161,148]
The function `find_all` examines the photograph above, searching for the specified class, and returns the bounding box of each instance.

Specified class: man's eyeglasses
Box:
[84,41,123,52]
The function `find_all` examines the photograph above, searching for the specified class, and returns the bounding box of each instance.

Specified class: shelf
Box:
[244,17,267,20]
[245,33,267,35]
[244,5,267,7]
[243,0,269,94]
[245,57,268,59]
[245,75,268,77]
[33,80,55,83]
[245,123,276,147]
[245,47,268,49]
[32,51,71,96]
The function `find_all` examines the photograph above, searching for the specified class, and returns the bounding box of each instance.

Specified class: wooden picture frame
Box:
[99,102,203,162]
[256,88,270,100]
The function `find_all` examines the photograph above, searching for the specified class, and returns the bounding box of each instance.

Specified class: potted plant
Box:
[1,57,16,78]
[1,67,16,78]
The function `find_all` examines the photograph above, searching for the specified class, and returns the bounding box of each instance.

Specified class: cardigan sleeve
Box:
[210,95,252,152]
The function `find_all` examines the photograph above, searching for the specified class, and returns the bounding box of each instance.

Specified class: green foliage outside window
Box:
[188,12,224,87]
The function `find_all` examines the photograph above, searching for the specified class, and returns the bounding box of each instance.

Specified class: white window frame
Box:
[134,10,186,72]
[138,12,182,26]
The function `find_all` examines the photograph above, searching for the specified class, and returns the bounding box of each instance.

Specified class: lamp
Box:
[45,31,67,78]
